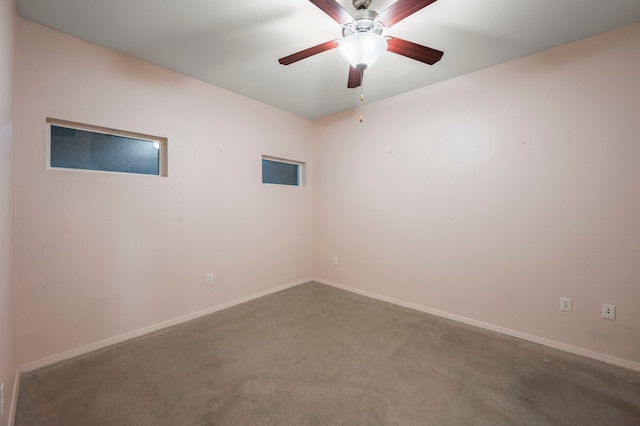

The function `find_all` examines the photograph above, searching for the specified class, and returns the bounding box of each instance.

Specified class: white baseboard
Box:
[19,276,640,375]
[20,278,311,373]
[313,277,640,372]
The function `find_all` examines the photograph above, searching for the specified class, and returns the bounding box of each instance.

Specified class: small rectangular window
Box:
[262,156,303,186]
[47,118,167,176]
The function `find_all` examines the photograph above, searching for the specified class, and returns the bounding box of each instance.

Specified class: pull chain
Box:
[359,69,365,123]
[360,68,365,102]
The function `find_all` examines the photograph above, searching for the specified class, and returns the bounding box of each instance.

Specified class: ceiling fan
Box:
[278,0,444,89]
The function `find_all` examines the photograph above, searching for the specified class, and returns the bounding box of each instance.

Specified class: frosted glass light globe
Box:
[339,32,387,70]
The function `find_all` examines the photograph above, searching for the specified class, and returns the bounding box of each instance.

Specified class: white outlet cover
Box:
[601,304,616,320]
[560,297,572,312]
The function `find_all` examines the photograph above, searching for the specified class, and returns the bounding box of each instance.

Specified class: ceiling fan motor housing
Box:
[342,9,384,37]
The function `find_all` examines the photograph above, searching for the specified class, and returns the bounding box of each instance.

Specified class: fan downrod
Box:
[353,0,372,10]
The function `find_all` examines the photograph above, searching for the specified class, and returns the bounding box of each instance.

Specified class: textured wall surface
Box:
[313,23,640,366]
[12,13,640,379]
[14,18,313,367]
[0,0,16,424]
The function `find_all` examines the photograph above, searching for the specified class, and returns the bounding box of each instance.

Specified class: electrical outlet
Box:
[560,297,572,312]
[206,273,213,285]
[601,304,615,320]
[333,256,339,266]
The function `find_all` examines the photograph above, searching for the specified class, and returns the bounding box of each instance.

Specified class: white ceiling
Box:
[16,0,640,119]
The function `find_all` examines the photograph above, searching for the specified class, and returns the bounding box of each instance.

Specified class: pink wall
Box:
[12,12,640,376]
[0,0,17,423]
[14,18,313,367]
[313,23,640,366]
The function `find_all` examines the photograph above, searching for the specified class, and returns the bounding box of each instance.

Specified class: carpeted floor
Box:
[15,282,640,425]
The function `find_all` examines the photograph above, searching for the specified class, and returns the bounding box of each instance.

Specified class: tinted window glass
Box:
[50,125,160,176]
[262,159,299,186]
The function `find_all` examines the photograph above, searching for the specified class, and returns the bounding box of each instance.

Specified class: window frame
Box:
[46,117,168,177]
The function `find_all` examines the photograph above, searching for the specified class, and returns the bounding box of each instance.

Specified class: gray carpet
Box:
[15,282,640,425]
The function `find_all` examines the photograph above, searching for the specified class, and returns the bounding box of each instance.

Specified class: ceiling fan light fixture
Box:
[339,32,388,70]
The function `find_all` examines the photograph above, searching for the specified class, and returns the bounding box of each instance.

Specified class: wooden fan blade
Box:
[309,0,353,25]
[386,37,444,65]
[378,0,438,27]
[347,66,362,88]
[278,40,338,65]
